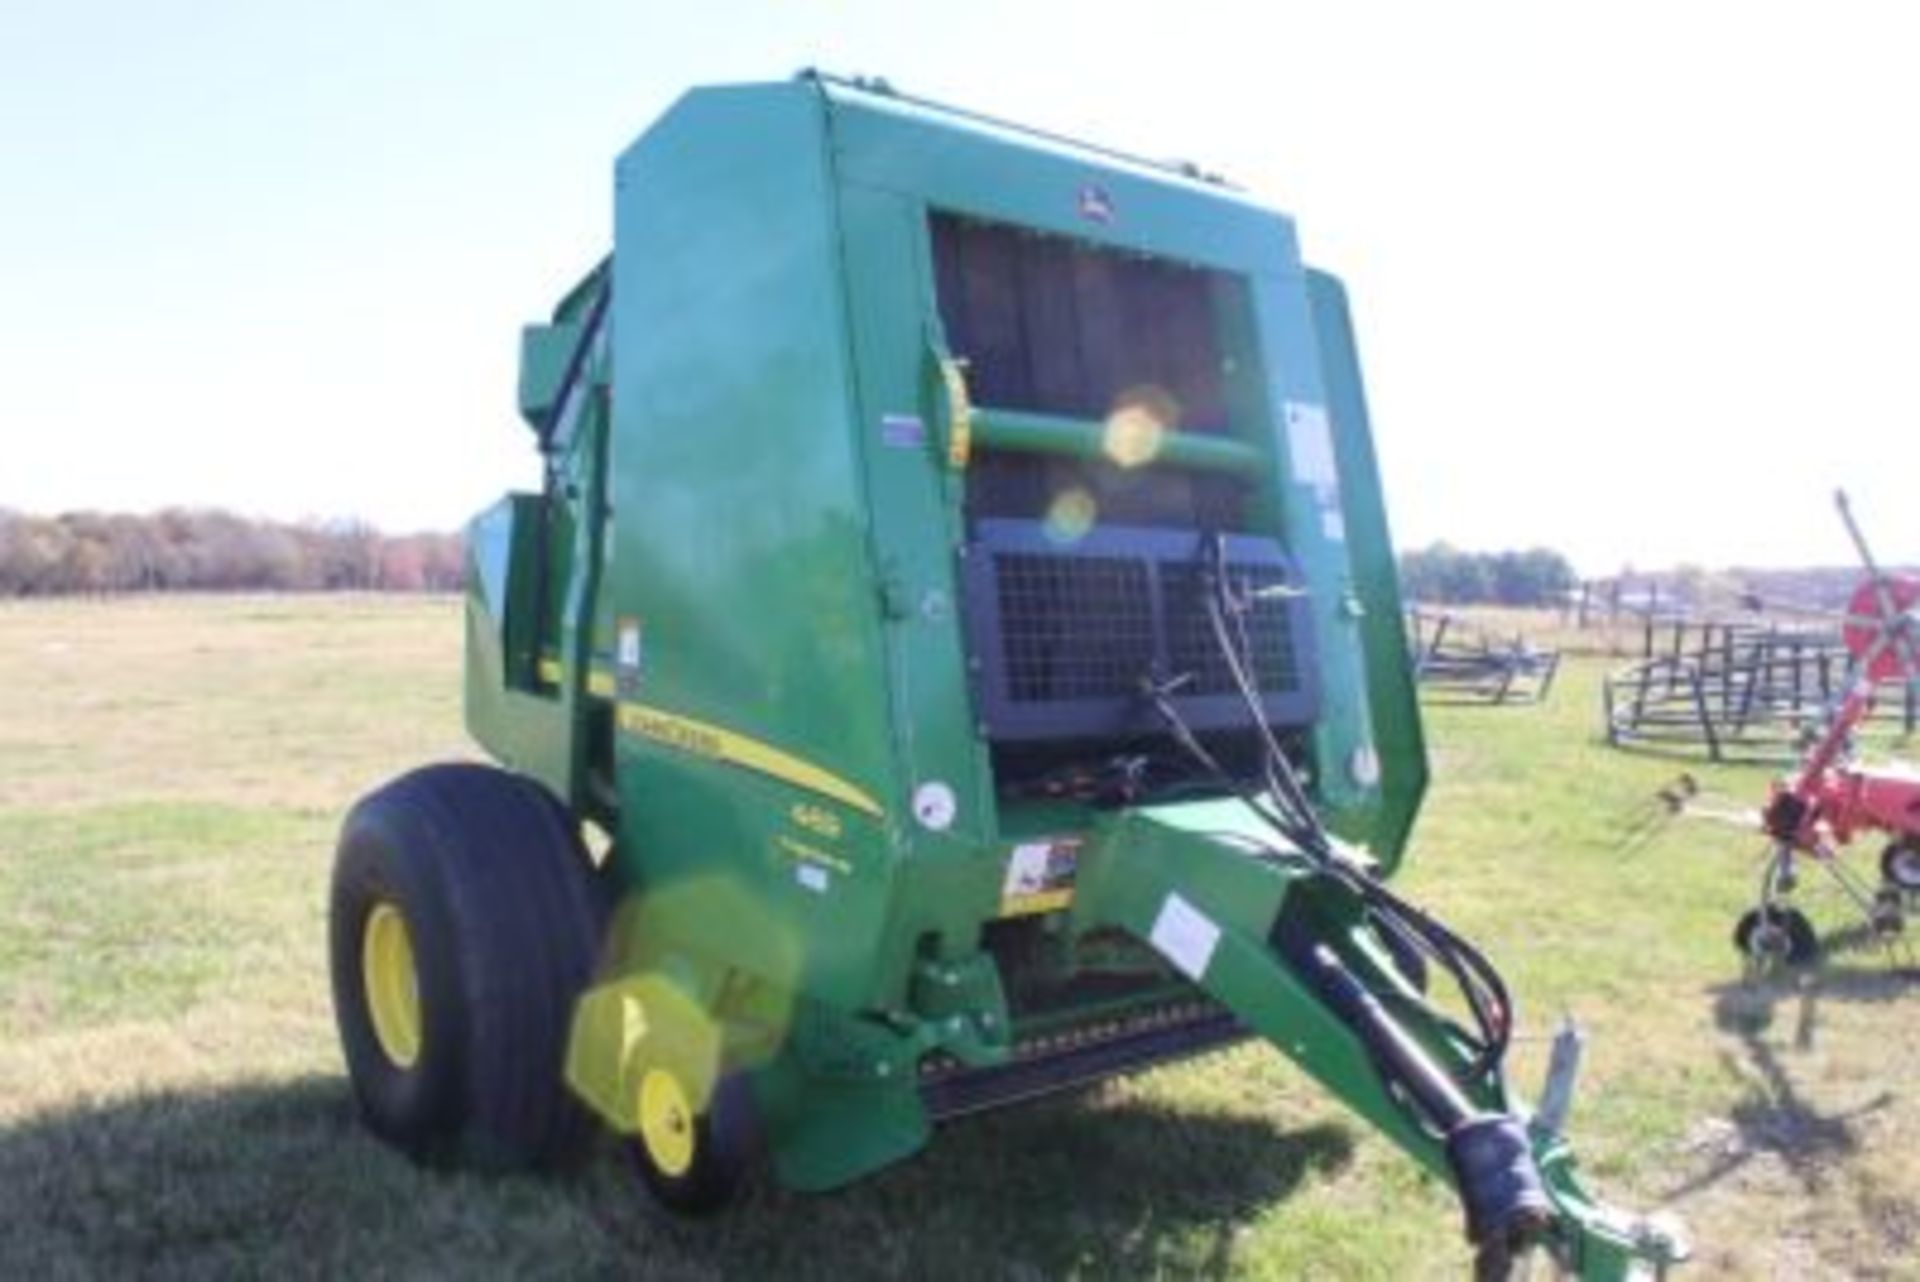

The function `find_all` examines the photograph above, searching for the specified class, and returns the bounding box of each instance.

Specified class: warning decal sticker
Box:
[1149,892,1222,982]
[999,838,1080,917]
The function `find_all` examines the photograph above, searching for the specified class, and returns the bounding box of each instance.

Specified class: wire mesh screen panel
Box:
[964,520,1319,741]
[995,554,1157,703]
[1161,563,1301,696]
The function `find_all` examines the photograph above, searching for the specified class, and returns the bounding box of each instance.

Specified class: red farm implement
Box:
[1733,493,1920,967]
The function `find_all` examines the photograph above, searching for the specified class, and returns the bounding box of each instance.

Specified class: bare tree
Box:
[0,508,465,597]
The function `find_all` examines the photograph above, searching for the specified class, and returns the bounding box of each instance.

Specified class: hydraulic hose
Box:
[1140,531,1564,1251]
[1281,927,1551,1249]
[1147,532,1513,1080]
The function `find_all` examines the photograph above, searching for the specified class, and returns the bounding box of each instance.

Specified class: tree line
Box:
[2,510,1570,607]
[1398,543,1575,607]
[0,509,464,596]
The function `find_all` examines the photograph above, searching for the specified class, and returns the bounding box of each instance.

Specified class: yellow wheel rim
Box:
[638,1068,697,1178]
[362,902,422,1069]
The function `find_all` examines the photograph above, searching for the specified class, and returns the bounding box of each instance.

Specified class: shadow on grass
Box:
[1665,962,1917,1202]
[0,1074,1353,1281]
[587,1089,1356,1280]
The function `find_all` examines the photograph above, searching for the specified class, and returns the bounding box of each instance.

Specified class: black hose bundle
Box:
[1144,532,1514,1084]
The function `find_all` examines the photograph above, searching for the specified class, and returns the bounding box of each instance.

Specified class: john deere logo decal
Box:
[1077,184,1113,224]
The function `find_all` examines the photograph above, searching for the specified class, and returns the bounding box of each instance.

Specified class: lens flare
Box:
[1043,487,1098,544]
[1102,385,1180,469]
[565,876,800,1135]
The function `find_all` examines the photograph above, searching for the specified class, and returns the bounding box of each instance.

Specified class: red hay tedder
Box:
[1735,492,1920,966]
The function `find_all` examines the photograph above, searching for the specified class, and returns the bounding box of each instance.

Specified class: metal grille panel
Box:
[995,554,1155,703]
[1161,564,1300,696]
[964,521,1320,740]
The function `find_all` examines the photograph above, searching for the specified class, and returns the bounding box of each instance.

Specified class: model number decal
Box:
[790,803,843,840]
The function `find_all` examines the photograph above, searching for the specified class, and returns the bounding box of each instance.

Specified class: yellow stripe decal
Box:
[536,659,617,700]
[616,703,884,819]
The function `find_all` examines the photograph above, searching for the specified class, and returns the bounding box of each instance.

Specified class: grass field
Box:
[2,596,1917,1279]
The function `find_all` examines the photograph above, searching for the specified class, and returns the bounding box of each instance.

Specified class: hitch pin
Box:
[1532,1014,1584,1138]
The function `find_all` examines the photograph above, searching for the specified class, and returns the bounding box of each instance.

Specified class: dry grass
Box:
[1,595,1917,1278]
[1412,604,1654,660]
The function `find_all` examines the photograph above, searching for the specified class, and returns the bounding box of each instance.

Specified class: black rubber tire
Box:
[330,762,607,1170]
[632,1072,763,1216]
[1882,840,1920,893]
[1732,905,1819,967]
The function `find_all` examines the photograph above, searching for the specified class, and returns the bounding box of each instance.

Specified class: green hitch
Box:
[1279,932,1554,1254]
[1070,802,1687,1280]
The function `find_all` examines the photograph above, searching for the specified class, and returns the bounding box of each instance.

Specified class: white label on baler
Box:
[1283,401,1339,490]
[1003,842,1053,898]
[1150,892,1222,982]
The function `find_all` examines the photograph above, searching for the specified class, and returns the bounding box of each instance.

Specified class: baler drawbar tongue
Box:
[1068,803,1686,1280]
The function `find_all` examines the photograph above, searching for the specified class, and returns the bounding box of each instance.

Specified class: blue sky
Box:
[4,1,1916,572]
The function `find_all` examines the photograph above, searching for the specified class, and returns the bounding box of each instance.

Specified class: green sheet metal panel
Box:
[1306,269,1428,866]
[605,83,901,1007]
[827,177,1005,978]
[821,83,1297,274]
[1242,270,1380,827]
